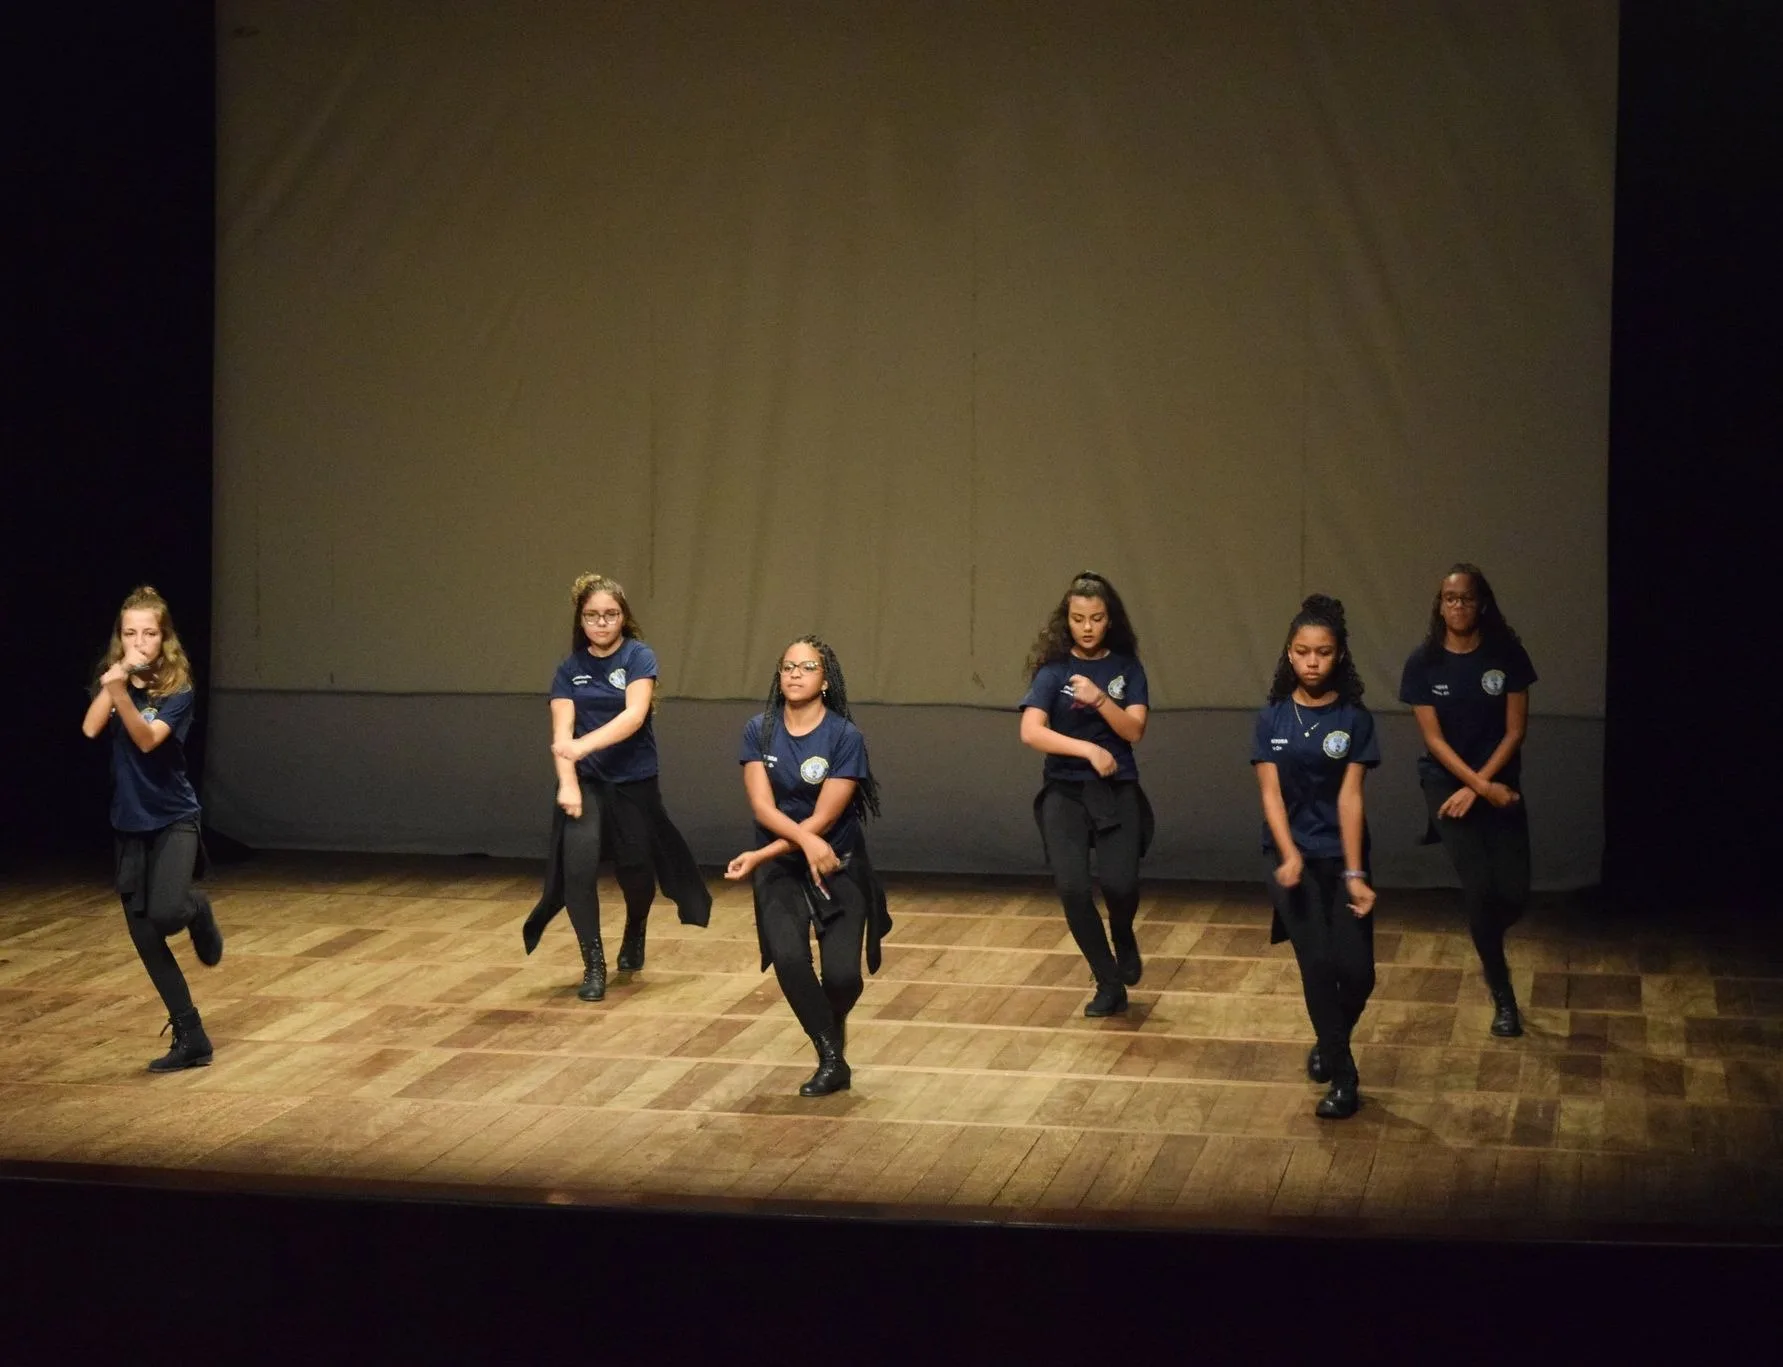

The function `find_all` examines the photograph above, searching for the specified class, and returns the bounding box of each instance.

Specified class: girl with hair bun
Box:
[523,572,710,1001]
[1018,571,1153,1019]
[725,635,890,1097]
[1398,563,1537,1038]
[80,585,224,1072]
[1251,594,1379,1120]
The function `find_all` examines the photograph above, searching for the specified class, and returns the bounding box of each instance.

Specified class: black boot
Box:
[1111,922,1143,986]
[1306,1044,1331,1084]
[799,1029,851,1096]
[1315,1051,1359,1119]
[148,1008,213,1072]
[616,914,648,973]
[1489,982,1523,1037]
[188,890,223,967]
[577,936,607,1002]
[1084,980,1128,1018]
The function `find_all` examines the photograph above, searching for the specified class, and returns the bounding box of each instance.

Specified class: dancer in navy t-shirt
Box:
[725,636,889,1097]
[1019,572,1153,1019]
[1398,563,1537,1038]
[1251,595,1379,1120]
[79,585,224,1072]
[535,572,709,1002]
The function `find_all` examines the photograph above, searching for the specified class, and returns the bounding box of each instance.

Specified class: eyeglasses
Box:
[1441,594,1478,608]
[581,610,623,625]
[779,660,821,676]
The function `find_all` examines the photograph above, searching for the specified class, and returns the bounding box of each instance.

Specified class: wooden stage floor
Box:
[2,854,1780,1243]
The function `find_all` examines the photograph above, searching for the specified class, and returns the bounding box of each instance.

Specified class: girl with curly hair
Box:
[725,636,889,1097]
[1018,571,1153,1019]
[1251,594,1379,1120]
[80,585,223,1072]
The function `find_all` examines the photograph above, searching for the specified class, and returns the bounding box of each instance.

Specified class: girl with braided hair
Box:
[522,573,710,1002]
[1251,594,1379,1120]
[1397,564,1537,1038]
[80,585,224,1072]
[725,636,890,1097]
[1019,571,1154,1018]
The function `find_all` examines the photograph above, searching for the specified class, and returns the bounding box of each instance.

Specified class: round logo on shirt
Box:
[1322,730,1351,759]
[1108,674,1126,701]
[1481,669,1505,696]
[607,668,627,689]
[141,707,159,723]
[799,756,830,785]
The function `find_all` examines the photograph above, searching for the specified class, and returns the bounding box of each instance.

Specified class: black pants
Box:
[561,776,660,949]
[755,859,867,1039]
[1423,778,1531,993]
[1266,855,1375,1082]
[116,821,201,1018]
[1038,782,1141,986]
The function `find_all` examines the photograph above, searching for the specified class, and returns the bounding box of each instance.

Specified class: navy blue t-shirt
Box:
[1250,696,1379,860]
[109,683,201,832]
[1397,639,1537,789]
[1019,653,1149,782]
[738,709,869,857]
[550,639,659,783]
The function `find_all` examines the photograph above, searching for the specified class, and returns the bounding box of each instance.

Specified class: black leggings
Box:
[755,859,867,1039]
[117,822,201,1018]
[1423,778,1531,992]
[1266,855,1375,1081]
[1038,782,1141,986]
[561,776,659,948]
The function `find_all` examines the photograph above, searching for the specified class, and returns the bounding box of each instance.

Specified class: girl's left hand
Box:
[724,851,758,881]
[1346,878,1376,918]
[1067,675,1105,708]
[100,661,131,686]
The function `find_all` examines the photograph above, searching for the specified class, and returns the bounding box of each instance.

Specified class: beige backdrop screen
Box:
[214,0,1614,714]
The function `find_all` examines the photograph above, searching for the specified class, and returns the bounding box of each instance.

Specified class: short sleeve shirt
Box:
[738,709,869,856]
[109,684,201,832]
[1249,697,1379,859]
[550,639,659,783]
[1018,652,1149,782]
[1397,640,1537,789]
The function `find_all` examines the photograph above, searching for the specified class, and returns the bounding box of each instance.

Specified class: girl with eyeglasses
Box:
[1252,595,1379,1119]
[522,573,710,1001]
[1398,564,1537,1038]
[725,636,888,1096]
[80,585,224,1072]
[1018,571,1153,1018]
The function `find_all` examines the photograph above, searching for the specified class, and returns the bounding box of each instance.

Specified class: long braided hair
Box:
[1268,594,1365,704]
[1419,562,1521,664]
[1024,571,1139,680]
[758,634,881,819]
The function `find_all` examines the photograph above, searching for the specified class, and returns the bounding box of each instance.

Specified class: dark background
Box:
[7,0,1777,905]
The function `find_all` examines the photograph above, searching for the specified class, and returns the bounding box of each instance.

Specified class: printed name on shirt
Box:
[1481,669,1505,696]
[571,674,594,686]
[1431,683,1450,696]
[762,753,778,769]
[1269,736,1289,751]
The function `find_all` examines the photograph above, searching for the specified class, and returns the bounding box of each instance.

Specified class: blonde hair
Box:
[98,585,193,699]
[568,572,643,652]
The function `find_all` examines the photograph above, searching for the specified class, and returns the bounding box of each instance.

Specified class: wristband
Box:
[1341,869,1367,881]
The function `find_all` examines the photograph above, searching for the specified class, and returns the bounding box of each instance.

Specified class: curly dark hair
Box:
[1024,571,1139,680]
[1419,562,1521,664]
[758,635,881,820]
[1269,594,1365,704]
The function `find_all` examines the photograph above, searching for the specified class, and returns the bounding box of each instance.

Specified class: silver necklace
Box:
[1292,699,1321,738]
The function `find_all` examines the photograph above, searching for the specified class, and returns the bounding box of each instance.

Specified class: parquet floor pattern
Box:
[2,855,1780,1239]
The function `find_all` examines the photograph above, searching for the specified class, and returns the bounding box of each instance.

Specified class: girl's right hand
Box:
[557,784,583,819]
[100,660,131,686]
[1274,853,1304,888]
[800,834,841,879]
[1086,744,1117,778]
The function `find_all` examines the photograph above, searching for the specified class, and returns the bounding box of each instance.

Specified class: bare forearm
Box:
[1020,720,1098,762]
[1338,790,1366,871]
[579,706,647,754]
[1424,737,1486,793]
[1093,700,1144,744]
[1474,729,1525,786]
[1257,770,1298,856]
[108,684,157,751]
[81,690,113,738]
